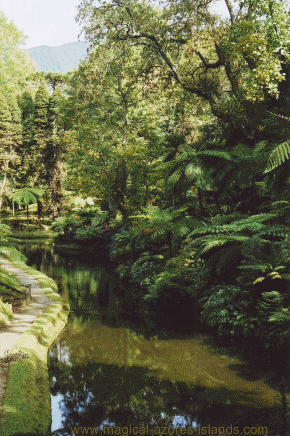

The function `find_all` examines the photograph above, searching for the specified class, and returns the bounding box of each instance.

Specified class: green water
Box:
[20,241,289,436]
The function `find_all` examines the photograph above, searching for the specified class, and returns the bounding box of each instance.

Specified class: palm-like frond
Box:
[184,163,203,182]
[270,201,289,208]
[0,223,12,236]
[211,212,247,225]
[167,168,184,185]
[198,150,233,161]
[257,224,290,238]
[166,149,232,191]
[11,188,44,205]
[210,244,242,272]
[189,225,229,236]
[231,213,278,225]
[264,140,290,173]
[193,235,248,256]
[238,264,273,273]
[133,252,164,267]
[190,213,279,238]
[227,221,265,233]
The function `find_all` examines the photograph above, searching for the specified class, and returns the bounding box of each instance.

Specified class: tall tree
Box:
[0,94,21,214]
[18,90,35,185]
[76,0,290,147]
[64,44,169,216]
[47,86,67,219]
[0,11,36,97]
[32,81,51,187]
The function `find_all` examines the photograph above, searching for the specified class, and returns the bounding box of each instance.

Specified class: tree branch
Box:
[224,0,235,25]
[116,32,209,100]
[195,50,223,69]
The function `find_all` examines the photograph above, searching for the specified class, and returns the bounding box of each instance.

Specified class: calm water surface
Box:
[20,241,288,436]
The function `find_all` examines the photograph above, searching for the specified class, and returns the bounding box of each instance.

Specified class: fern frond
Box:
[238,264,271,273]
[253,140,269,157]
[175,151,196,163]
[167,168,183,185]
[195,235,248,255]
[241,254,263,264]
[211,212,247,226]
[253,277,266,284]
[177,224,191,236]
[198,150,233,161]
[267,271,282,279]
[257,224,290,238]
[184,163,203,182]
[228,221,265,233]
[230,143,252,158]
[233,213,278,224]
[270,201,289,208]
[189,225,227,236]
[264,140,290,173]
[274,266,286,272]
[213,244,241,272]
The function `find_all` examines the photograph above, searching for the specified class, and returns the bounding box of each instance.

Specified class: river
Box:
[19,239,288,436]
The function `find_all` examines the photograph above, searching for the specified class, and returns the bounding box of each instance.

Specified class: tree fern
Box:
[264,140,290,173]
[189,213,279,238]
[11,187,44,205]
[187,209,289,276]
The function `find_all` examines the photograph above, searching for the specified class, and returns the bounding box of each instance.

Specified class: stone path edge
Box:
[0,259,70,436]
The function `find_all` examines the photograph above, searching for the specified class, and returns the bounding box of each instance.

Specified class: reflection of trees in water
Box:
[21,242,118,313]
[49,354,284,436]
[23,243,289,435]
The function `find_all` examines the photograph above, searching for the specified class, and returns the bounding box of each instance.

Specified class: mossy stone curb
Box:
[0,262,69,436]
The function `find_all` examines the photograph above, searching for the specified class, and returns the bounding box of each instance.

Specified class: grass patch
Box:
[0,266,24,293]
[0,265,25,318]
[11,231,54,240]
[0,298,13,328]
[0,262,69,436]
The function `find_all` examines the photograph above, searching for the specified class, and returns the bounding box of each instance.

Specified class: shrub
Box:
[199,285,255,337]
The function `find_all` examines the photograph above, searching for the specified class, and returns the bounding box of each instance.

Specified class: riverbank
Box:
[0,258,69,436]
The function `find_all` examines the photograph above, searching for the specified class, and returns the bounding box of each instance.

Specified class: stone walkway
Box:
[0,259,54,409]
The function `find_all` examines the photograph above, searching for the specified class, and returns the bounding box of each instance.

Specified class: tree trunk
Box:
[37,200,43,220]
[0,165,8,219]
[26,205,29,228]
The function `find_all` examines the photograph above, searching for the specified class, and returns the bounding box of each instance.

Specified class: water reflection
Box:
[19,241,288,435]
[49,318,285,435]
[19,241,121,319]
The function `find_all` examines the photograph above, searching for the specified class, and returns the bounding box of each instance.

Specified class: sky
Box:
[0,0,230,50]
[0,0,82,48]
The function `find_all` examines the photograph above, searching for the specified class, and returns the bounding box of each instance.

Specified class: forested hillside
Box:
[0,0,290,357]
[26,41,89,73]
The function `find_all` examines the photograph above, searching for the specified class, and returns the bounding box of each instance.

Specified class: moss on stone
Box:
[0,261,69,436]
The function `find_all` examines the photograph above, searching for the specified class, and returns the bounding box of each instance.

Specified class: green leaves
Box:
[0,12,36,97]
[11,188,44,206]
[264,140,290,173]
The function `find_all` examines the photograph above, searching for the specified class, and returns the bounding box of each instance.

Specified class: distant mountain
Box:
[26,41,90,73]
